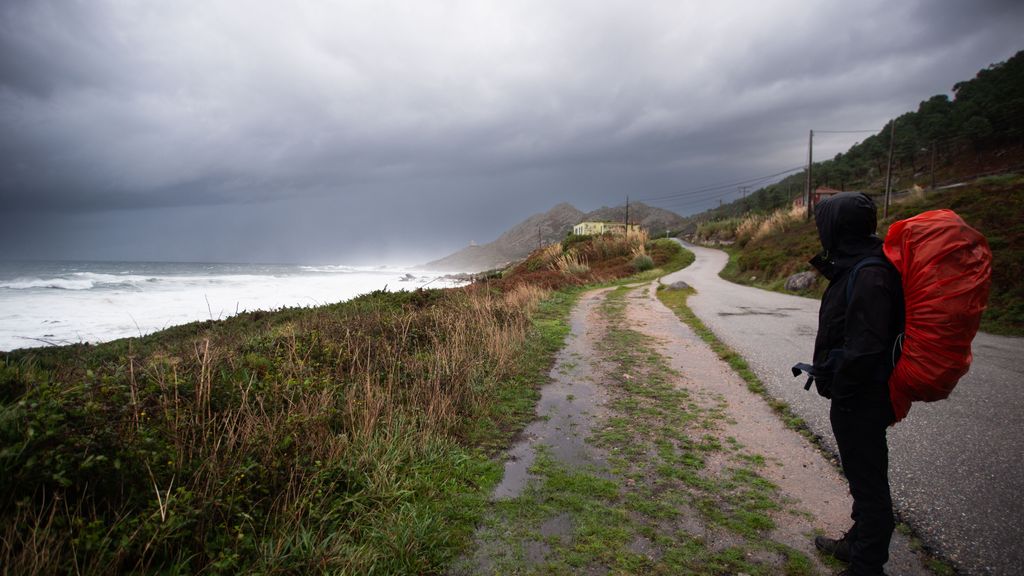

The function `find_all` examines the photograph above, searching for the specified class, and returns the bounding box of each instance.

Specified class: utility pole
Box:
[930,142,937,191]
[884,120,896,218]
[625,195,630,230]
[537,225,542,250]
[805,130,814,220]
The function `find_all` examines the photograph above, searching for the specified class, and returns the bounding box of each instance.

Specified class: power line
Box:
[651,170,804,204]
[813,129,880,134]
[637,165,805,203]
[648,176,804,213]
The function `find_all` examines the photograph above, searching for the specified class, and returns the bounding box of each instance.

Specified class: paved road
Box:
[662,242,1024,576]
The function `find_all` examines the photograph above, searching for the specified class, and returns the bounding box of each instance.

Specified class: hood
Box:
[810,192,883,279]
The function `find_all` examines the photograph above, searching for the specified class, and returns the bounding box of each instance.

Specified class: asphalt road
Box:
[662,242,1024,576]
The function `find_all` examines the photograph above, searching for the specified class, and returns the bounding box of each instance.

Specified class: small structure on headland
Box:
[793,186,843,209]
[572,221,643,236]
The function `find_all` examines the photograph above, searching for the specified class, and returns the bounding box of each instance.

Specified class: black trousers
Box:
[830,395,895,575]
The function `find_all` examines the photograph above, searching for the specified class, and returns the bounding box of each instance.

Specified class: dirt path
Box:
[453,283,936,575]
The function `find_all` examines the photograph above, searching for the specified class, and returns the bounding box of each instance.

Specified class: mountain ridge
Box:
[424,201,687,271]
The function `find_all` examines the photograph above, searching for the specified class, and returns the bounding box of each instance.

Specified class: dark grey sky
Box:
[1,1,1021,265]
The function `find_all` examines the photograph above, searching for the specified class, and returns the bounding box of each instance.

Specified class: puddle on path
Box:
[491,288,612,500]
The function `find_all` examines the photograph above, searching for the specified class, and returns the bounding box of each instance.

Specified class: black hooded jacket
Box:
[810,193,903,404]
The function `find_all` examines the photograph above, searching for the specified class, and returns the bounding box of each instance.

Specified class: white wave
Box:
[0,272,159,291]
[298,264,391,274]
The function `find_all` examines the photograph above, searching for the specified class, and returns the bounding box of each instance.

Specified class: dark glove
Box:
[791,362,832,399]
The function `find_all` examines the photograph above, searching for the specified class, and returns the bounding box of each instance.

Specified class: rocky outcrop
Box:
[784,271,818,292]
[424,203,584,271]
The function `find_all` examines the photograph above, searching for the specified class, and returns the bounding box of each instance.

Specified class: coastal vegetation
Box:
[0,235,688,574]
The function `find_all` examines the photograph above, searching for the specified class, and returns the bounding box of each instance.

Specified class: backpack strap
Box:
[846,255,905,370]
[846,256,889,303]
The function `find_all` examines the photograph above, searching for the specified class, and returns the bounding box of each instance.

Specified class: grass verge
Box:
[656,286,815,439]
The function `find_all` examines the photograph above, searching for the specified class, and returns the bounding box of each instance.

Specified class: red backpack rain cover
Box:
[883,209,992,422]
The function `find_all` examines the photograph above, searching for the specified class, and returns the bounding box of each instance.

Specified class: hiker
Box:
[808,192,903,576]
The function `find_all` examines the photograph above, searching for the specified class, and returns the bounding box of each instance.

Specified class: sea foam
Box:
[0,262,461,351]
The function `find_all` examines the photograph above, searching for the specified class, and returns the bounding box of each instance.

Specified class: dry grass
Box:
[718,205,807,246]
[550,250,590,276]
[535,244,565,268]
[589,228,649,259]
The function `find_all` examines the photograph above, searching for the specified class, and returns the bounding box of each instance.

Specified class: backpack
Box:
[878,209,992,422]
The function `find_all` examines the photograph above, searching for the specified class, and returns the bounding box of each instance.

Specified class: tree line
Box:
[707,49,1024,221]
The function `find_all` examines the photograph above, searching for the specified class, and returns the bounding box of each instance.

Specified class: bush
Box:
[631,254,655,272]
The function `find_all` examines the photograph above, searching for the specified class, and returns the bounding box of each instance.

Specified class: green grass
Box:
[656,286,818,443]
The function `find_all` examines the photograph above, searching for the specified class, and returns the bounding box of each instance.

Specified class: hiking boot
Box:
[815,532,852,562]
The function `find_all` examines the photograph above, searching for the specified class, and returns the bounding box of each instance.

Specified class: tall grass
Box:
[589,228,649,259]
[550,250,590,276]
[697,206,804,247]
[0,286,547,574]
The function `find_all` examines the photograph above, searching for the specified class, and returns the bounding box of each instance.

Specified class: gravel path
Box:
[663,241,1024,576]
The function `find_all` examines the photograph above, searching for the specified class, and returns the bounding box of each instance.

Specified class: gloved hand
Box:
[791,362,831,398]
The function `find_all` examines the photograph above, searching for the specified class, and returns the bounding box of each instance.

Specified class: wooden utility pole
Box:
[805,130,814,220]
[884,120,896,218]
[930,142,937,191]
[625,195,630,229]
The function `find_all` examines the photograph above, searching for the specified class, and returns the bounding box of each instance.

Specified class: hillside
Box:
[425,201,687,272]
[682,49,1024,228]
[424,203,583,271]
[712,175,1023,335]
[582,201,689,237]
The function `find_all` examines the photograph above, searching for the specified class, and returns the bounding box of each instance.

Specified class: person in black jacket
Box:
[808,192,903,576]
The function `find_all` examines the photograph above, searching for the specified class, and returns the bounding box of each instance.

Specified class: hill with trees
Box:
[689,49,1024,224]
[679,50,1024,335]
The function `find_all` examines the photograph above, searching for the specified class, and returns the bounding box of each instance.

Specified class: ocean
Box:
[0,260,463,352]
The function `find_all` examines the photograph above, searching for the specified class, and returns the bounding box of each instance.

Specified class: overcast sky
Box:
[1,0,1021,265]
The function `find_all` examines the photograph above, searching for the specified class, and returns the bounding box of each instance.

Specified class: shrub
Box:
[550,250,590,276]
[631,254,655,272]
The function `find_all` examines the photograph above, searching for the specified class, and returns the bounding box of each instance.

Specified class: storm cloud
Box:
[1,0,1021,264]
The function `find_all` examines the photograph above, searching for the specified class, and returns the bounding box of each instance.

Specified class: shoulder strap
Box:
[846,256,889,302]
[846,255,905,370]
